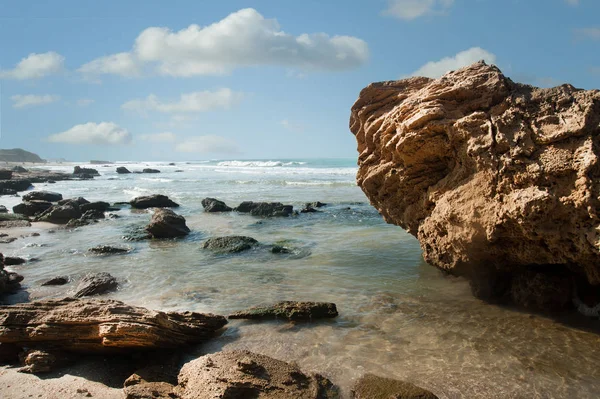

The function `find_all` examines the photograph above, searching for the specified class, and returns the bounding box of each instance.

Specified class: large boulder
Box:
[73,166,99,176]
[146,208,190,238]
[37,203,82,224]
[229,301,338,321]
[0,297,227,353]
[235,201,294,217]
[175,350,338,399]
[201,236,258,253]
[13,200,53,216]
[350,61,600,306]
[22,191,63,202]
[201,197,232,212]
[130,194,179,209]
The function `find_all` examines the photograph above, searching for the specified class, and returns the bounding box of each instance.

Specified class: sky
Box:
[0,0,599,161]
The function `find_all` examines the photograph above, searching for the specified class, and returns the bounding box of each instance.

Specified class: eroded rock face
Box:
[0,298,227,353]
[175,350,338,399]
[350,62,600,294]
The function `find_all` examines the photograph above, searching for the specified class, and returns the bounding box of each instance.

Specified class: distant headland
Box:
[0,148,46,163]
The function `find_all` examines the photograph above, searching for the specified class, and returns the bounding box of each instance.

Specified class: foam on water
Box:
[2,158,599,398]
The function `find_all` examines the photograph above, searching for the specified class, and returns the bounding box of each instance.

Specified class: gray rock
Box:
[142,168,160,174]
[4,257,26,266]
[201,236,258,253]
[88,245,130,255]
[22,191,63,202]
[73,272,118,298]
[13,200,53,217]
[116,166,131,174]
[41,276,69,286]
[57,197,89,206]
[235,201,294,217]
[201,198,232,212]
[130,194,179,209]
[73,166,99,176]
[38,203,82,224]
[0,205,7,213]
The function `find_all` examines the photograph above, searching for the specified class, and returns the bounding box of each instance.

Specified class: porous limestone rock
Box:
[0,297,227,353]
[350,61,600,304]
[175,350,338,399]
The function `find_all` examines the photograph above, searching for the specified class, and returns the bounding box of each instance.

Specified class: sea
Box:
[1,158,599,398]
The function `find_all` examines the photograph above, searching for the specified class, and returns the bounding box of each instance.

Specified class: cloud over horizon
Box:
[0,52,64,80]
[174,135,240,155]
[48,122,132,145]
[383,0,454,20]
[11,94,60,109]
[122,89,244,115]
[408,47,496,78]
[79,8,368,78]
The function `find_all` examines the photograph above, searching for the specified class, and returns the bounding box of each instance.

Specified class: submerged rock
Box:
[201,236,258,253]
[88,245,131,255]
[175,350,338,399]
[351,374,438,399]
[146,208,190,238]
[201,197,232,212]
[235,201,294,217]
[22,191,63,202]
[130,194,179,209]
[0,297,227,353]
[229,301,338,321]
[73,272,118,298]
[142,168,161,174]
[350,61,600,308]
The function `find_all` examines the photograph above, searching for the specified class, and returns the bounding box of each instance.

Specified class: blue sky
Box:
[0,0,598,161]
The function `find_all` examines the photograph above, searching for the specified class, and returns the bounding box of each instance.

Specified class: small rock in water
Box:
[22,191,63,202]
[201,236,258,253]
[4,257,26,266]
[0,205,7,213]
[201,197,232,213]
[130,194,179,209]
[351,374,439,399]
[229,301,338,321]
[235,201,294,217]
[116,166,131,174]
[146,208,190,238]
[88,245,131,255]
[73,272,118,298]
[41,276,69,286]
[142,168,160,174]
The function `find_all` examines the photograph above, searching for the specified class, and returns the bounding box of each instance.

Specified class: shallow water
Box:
[2,159,600,398]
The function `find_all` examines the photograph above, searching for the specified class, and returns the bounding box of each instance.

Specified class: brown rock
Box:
[352,374,438,399]
[130,194,179,209]
[350,61,600,296]
[146,208,190,238]
[174,350,338,399]
[0,297,227,353]
[18,349,73,374]
[124,364,179,399]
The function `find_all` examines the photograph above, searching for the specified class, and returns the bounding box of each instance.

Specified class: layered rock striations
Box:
[350,61,600,307]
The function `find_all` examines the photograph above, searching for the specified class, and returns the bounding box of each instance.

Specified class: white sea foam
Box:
[217,160,306,167]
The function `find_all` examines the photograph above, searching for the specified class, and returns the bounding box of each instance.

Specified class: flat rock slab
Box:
[175,350,338,399]
[351,374,438,399]
[229,301,338,321]
[22,191,63,202]
[0,297,227,353]
[201,236,258,253]
[130,195,179,209]
[88,246,131,255]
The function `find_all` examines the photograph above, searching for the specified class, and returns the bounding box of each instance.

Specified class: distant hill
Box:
[0,148,46,163]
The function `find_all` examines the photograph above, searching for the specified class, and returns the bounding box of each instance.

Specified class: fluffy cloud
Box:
[575,27,600,40]
[11,94,60,109]
[139,132,177,142]
[78,52,140,78]
[80,8,368,78]
[174,135,240,155]
[122,89,243,115]
[48,122,132,145]
[408,47,496,78]
[383,0,454,20]
[0,52,64,80]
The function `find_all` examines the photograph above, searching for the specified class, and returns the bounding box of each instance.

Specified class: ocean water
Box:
[2,159,600,398]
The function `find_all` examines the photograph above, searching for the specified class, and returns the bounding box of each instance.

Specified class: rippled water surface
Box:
[2,159,600,398]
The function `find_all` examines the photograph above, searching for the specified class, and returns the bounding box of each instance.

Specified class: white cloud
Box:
[122,89,243,115]
[408,47,497,78]
[11,94,60,109]
[48,122,132,145]
[175,135,240,155]
[0,52,64,80]
[575,27,600,40]
[78,52,140,78]
[383,0,454,20]
[80,8,368,78]
[77,99,95,107]
[139,132,177,142]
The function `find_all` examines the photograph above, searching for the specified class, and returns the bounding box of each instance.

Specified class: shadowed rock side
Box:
[0,298,227,353]
[174,350,339,399]
[350,61,600,308]
[0,253,24,297]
